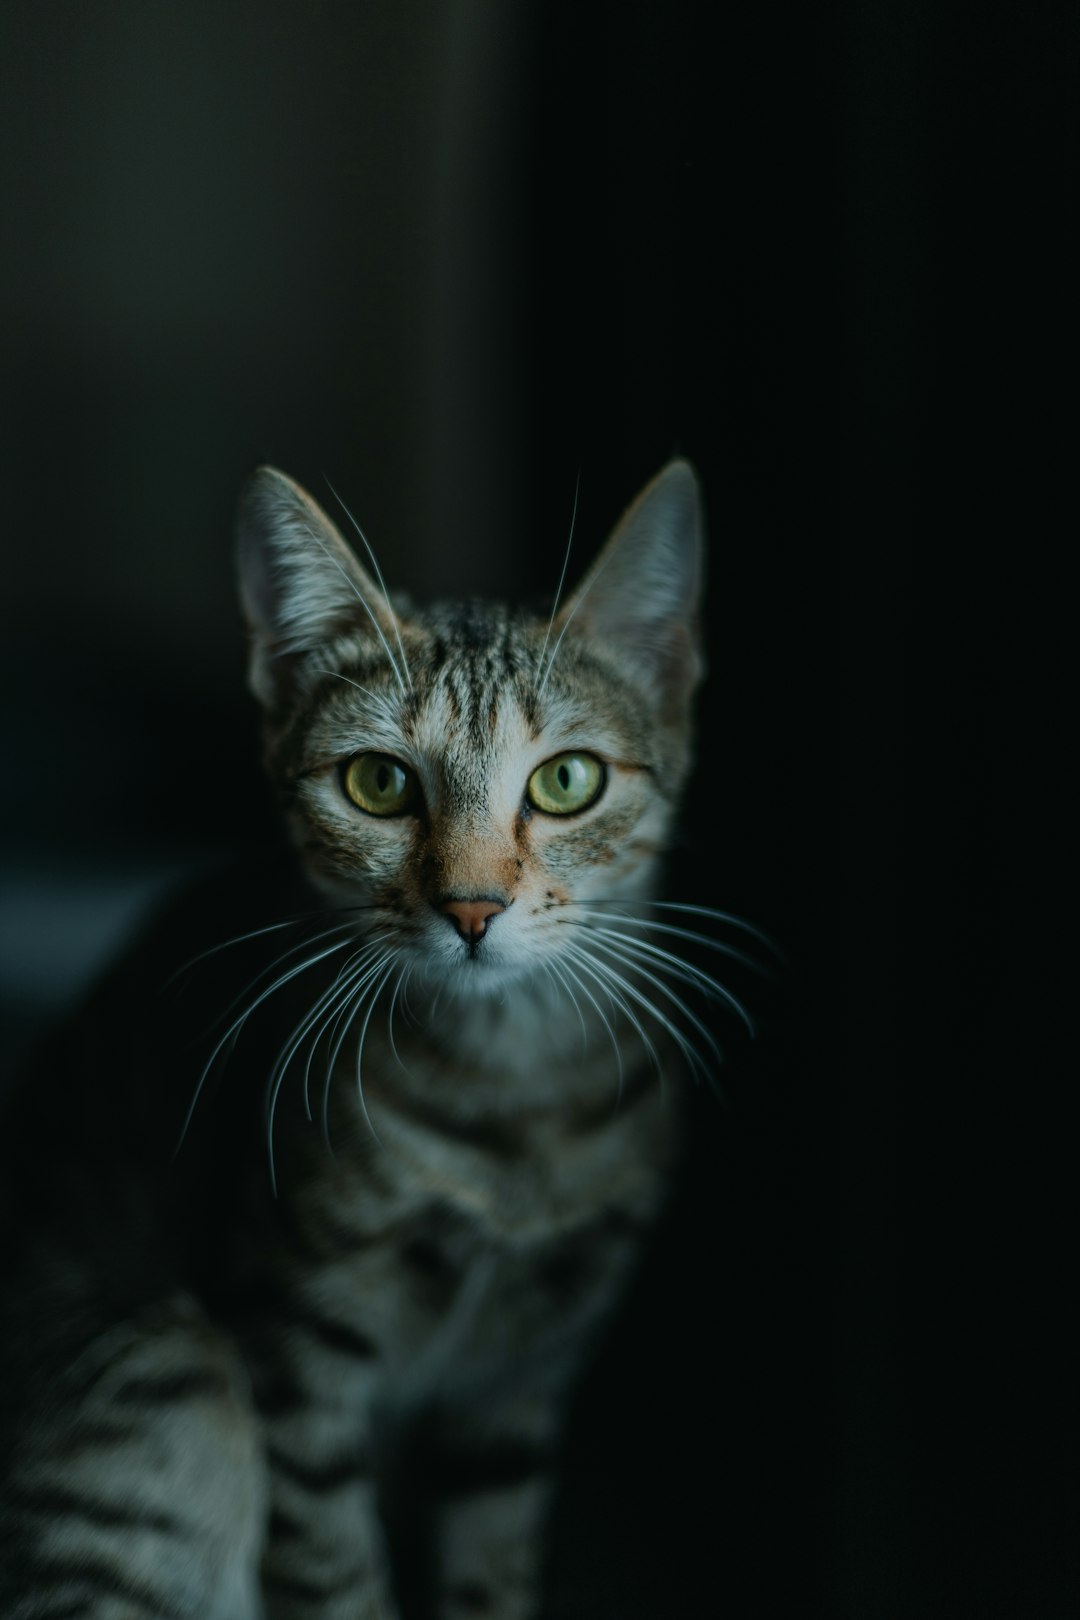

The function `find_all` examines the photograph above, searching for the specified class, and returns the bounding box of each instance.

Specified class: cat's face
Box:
[237,463,704,999]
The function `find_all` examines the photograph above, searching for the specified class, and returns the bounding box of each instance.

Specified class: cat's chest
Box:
[219,1020,683,1410]
[258,1024,681,1264]
[372,1080,675,1240]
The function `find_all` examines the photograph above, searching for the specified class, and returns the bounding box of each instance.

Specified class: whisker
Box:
[266,947,389,1193]
[533,467,581,692]
[268,946,382,1192]
[354,957,400,1145]
[324,476,413,690]
[386,961,414,1078]
[399,970,421,1032]
[566,937,712,1092]
[542,957,588,1056]
[581,899,784,961]
[164,909,357,989]
[316,669,383,703]
[299,519,407,695]
[319,945,394,1151]
[296,945,384,1120]
[426,971,448,1025]
[535,506,621,702]
[205,923,359,1039]
[564,920,757,1037]
[584,933,728,1064]
[266,968,368,1180]
[565,908,768,977]
[552,953,625,1101]
[561,940,663,1097]
[173,934,353,1158]
[297,980,355,1129]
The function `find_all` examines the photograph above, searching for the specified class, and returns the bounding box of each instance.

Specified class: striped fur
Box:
[1,462,713,1618]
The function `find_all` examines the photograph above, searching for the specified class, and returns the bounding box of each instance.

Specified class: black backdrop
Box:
[0,2,1074,1614]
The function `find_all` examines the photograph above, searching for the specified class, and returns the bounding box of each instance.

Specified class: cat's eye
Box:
[342,753,418,816]
[526,753,605,816]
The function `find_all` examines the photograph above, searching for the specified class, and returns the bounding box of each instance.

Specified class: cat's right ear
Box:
[552,459,705,713]
[236,467,399,709]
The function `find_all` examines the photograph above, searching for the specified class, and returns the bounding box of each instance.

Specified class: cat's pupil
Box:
[557,763,570,791]
[377,763,390,793]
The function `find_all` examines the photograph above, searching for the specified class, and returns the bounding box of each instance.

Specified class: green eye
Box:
[342,753,417,816]
[527,753,605,816]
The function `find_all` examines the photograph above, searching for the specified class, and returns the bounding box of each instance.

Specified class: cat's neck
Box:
[367,966,636,1114]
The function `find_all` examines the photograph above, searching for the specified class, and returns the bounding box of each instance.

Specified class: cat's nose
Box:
[438,897,506,940]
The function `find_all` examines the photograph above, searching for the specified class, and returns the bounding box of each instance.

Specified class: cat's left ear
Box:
[236,467,402,709]
[555,459,705,707]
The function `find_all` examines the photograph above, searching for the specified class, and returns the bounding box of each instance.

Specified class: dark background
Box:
[1,1,1074,1614]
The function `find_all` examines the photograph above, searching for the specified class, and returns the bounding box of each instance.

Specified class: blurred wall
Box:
[0,1,1073,1614]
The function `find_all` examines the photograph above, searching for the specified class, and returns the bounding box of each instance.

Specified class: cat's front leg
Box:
[249,1317,399,1620]
[427,1225,645,1620]
[0,1293,267,1620]
[432,1422,559,1620]
[260,1435,396,1620]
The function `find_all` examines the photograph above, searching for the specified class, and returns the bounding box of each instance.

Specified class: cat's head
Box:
[236,462,704,998]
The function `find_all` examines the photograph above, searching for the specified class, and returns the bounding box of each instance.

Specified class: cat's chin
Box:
[410,952,545,1005]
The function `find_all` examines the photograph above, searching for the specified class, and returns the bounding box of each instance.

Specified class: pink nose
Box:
[439,898,505,940]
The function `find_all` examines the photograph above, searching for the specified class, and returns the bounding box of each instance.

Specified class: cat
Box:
[0,458,751,1618]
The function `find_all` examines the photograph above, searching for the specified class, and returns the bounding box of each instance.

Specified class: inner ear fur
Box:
[555,459,706,702]
[236,467,400,709]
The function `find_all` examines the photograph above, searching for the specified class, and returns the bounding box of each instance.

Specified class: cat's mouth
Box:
[442,934,520,979]
[406,921,538,998]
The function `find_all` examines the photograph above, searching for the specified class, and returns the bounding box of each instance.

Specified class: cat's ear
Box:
[236,467,401,708]
[555,459,705,706]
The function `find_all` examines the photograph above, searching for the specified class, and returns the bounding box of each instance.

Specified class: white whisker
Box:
[354,957,400,1146]
[264,945,389,1192]
[533,468,581,691]
[208,923,359,1038]
[542,957,588,1055]
[584,898,783,960]
[386,962,414,1078]
[324,477,413,690]
[565,938,711,1092]
[166,910,356,990]
[561,940,664,1096]
[399,970,421,1032]
[566,907,766,976]
[297,945,385,1120]
[174,933,353,1159]
[299,520,407,695]
[266,970,364,1190]
[584,932,727,1066]
[535,519,619,702]
[316,669,383,703]
[552,953,625,1102]
[565,919,756,1036]
[319,946,394,1151]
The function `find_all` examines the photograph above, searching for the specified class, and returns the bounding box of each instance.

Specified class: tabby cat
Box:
[0,459,746,1618]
